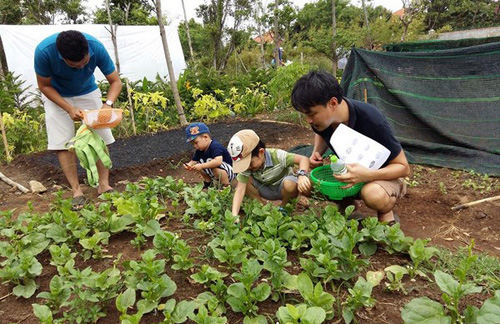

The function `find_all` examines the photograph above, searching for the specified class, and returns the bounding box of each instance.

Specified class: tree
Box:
[0,0,23,24]
[151,0,187,126]
[196,0,230,69]
[181,0,195,61]
[262,0,297,41]
[93,0,157,25]
[332,0,337,75]
[19,0,88,24]
[177,19,212,64]
[421,0,499,32]
[399,0,423,41]
[195,0,252,70]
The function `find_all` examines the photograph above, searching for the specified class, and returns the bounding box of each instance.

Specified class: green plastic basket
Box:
[310,165,364,200]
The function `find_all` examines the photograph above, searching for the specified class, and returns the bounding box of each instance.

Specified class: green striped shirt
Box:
[237,149,295,186]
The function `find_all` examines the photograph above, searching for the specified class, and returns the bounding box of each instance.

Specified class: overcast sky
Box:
[84,0,403,27]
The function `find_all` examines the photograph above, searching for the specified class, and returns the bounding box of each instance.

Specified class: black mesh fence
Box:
[383,37,500,52]
[340,42,500,176]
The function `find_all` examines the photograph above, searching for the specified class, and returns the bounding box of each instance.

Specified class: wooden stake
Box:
[0,171,29,193]
[451,195,500,211]
[363,88,368,103]
[0,113,11,161]
[125,80,137,135]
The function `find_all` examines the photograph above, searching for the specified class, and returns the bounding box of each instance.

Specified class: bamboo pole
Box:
[154,0,188,126]
[0,171,28,193]
[363,88,368,103]
[451,195,500,211]
[0,114,11,161]
[105,0,120,73]
[125,80,137,135]
[273,0,280,69]
[181,0,195,62]
[0,35,11,161]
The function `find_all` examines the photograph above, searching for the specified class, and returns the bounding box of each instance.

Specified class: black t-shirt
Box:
[313,98,402,167]
[193,139,233,165]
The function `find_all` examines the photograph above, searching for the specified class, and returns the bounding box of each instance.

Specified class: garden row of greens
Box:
[0,63,311,162]
[1,176,500,324]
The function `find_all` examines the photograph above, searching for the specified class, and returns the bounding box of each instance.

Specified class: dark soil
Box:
[1,118,499,324]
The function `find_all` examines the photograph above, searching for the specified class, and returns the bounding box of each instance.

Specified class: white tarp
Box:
[0,24,186,93]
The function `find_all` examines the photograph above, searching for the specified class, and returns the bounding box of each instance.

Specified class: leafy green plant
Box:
[226,259,271,321]
[32,304,53,324]
[153,230,179,261]
[277,304,326,324]
[342,272,383,324]
[209,235,249,271]
[191,265,228,285]
[157,299,196,324]
[254,238,293,301]
[36,275,70,310]
[41,260,122,324]
[172,239,194,271]
[123,249,177,313]
[0,250,42,298]
[408,239,438,279]
[295,272,335,320]
[116,287,143,324]
[79,231,111,260]
[189,292,228,324]
[384,265,409,294]
[402,270,483,324]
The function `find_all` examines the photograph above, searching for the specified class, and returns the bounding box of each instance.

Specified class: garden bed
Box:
[0,120,499,324]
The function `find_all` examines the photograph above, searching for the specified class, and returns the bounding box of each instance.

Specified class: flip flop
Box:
[387,213,401,227]
[347,212,366,221]
[71,195,88,211]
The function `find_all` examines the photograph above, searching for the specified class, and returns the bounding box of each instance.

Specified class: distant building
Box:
[436,26,500,40]
[392,8,405,18]
[253,32,276,44]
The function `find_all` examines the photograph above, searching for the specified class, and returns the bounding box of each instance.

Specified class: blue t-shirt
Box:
[193,139,233,167]
[34,33,116,97]
[313,98,402,168]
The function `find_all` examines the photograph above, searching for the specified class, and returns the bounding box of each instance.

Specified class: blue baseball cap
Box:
[186,122,210,142]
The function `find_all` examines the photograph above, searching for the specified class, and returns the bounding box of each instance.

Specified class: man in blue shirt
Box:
[35,30,122,210]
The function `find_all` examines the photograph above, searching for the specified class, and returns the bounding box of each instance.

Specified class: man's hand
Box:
[297,175,311,194]
[334,163,371,188]
[309,152,324,168]
[70,107,84,121]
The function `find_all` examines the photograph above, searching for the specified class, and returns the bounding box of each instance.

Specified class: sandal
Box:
[387,214,401,227]
[347,212,366,221]
[71,195,88,211]
[99,188,115,195]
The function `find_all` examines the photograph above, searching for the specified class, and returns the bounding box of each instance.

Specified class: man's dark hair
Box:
[56,30,89,62]
[251,140,266,157]
[291,70,343,113]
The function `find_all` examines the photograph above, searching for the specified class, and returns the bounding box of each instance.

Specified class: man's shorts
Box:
[43,89,115,150]
[204,161,236,182]
[252,175,298,201]
[370,178,407,198]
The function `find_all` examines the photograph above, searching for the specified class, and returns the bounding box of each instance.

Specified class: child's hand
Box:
[191,164,203,171]
[184,163,193,171]
[298,175,312,194]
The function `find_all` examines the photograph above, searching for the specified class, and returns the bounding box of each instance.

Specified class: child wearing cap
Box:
[227,129,311,216]
[185,122,235,188]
